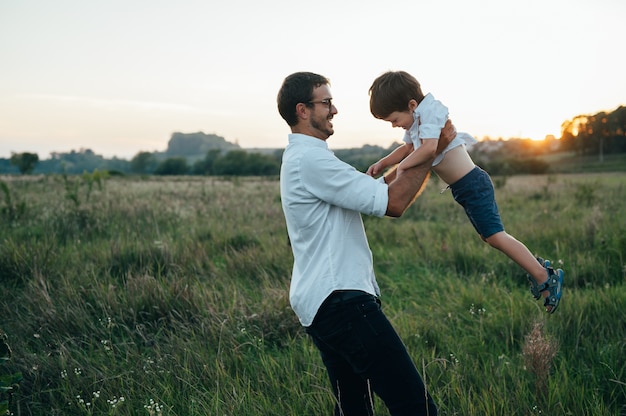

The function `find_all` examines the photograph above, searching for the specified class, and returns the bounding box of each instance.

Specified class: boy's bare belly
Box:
[432,145,476,185]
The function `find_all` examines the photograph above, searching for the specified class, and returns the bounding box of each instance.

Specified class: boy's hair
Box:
[277,72,330,126]
[369,71,425,119]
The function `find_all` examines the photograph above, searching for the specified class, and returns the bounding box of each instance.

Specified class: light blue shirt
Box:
[280,133,389,326]
[404,93,477,166]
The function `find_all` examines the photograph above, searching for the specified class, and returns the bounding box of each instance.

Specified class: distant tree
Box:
[334,144,392,172]
[213,150,249,175]
[31,149,130,174]
[9,152,39,174]
[210,151,280,176]
[39,149,115,174]
[559,106,626,157]
[249,152,280,175]
[130,151,157,174]
[0,158,18,174]
[192,149,223,175]
[154,157,189,175]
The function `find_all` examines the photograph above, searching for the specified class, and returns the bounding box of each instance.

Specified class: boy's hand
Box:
[366,161,385,177]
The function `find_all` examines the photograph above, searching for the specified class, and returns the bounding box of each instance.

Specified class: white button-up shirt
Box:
[404,93,477,166]
[280,133,389,326]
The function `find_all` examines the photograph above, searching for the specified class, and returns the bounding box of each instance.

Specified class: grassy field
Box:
[542,152,626,173]
[0,172,625,415]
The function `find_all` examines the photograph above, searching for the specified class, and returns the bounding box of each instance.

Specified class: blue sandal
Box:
[528,258,564,314]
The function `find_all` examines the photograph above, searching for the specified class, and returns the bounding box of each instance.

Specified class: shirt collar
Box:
[408,93,434,141]
[288,133,329,150]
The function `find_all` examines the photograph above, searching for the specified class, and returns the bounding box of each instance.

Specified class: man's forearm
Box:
[385,155,434,217]
[382,166,397,184]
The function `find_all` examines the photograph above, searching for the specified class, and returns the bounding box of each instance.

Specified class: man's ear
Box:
[295,102,310,121]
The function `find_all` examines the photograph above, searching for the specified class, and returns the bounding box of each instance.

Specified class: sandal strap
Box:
[542,268,564,314]
[527,258,564,313]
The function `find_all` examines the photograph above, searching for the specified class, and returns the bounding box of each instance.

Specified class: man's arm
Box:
[385,120,456,217]
[385,163,431,217]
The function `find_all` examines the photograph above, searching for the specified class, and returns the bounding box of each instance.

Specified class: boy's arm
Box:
[397,139,438,173]
[385,119,456,216]
[366,142,412,177]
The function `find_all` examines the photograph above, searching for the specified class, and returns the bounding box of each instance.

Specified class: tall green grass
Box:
[0,172,624,415]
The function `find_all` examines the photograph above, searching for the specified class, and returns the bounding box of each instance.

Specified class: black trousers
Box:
[305,290,438,416]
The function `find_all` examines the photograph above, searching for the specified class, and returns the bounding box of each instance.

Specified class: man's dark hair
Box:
[277,72,330,126]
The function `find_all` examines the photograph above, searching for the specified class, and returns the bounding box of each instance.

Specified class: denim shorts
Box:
[450,166,504,239]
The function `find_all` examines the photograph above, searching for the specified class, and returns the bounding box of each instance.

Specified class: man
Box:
[277,72,454,415]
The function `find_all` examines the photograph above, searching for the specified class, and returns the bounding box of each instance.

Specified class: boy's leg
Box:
[485,232,563,313]
[485,231,546,278]
[452,167,563,313]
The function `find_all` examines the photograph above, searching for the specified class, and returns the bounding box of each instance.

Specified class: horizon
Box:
[1,0,625,160]
[2,129,568,162]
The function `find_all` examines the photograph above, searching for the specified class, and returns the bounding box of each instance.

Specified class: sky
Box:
[1,0,625,160]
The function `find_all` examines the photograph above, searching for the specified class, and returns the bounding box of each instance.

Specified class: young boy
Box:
[367,70,563,313]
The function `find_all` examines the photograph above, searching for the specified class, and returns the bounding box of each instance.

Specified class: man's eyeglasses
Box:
[307,98,333,111]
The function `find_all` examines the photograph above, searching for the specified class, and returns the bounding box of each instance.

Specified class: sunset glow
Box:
[1,0,624,159]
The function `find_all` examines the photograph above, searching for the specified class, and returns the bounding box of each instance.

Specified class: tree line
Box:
[559,105,626,159]
[0,148,285,176]
[132,149,283,176]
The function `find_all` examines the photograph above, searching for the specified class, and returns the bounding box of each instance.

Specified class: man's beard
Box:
[311,115,334,138]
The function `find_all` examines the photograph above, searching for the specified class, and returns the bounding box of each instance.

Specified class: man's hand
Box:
[395,162,407,178]
[436,119,456,155]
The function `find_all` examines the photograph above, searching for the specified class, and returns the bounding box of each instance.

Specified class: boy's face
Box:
[380,99,418,130]
[381,110,414,130]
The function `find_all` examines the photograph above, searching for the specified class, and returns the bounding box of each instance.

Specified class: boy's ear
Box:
[408,99,418,111]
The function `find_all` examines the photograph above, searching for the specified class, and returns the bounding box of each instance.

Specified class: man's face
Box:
[307,84,337,140]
